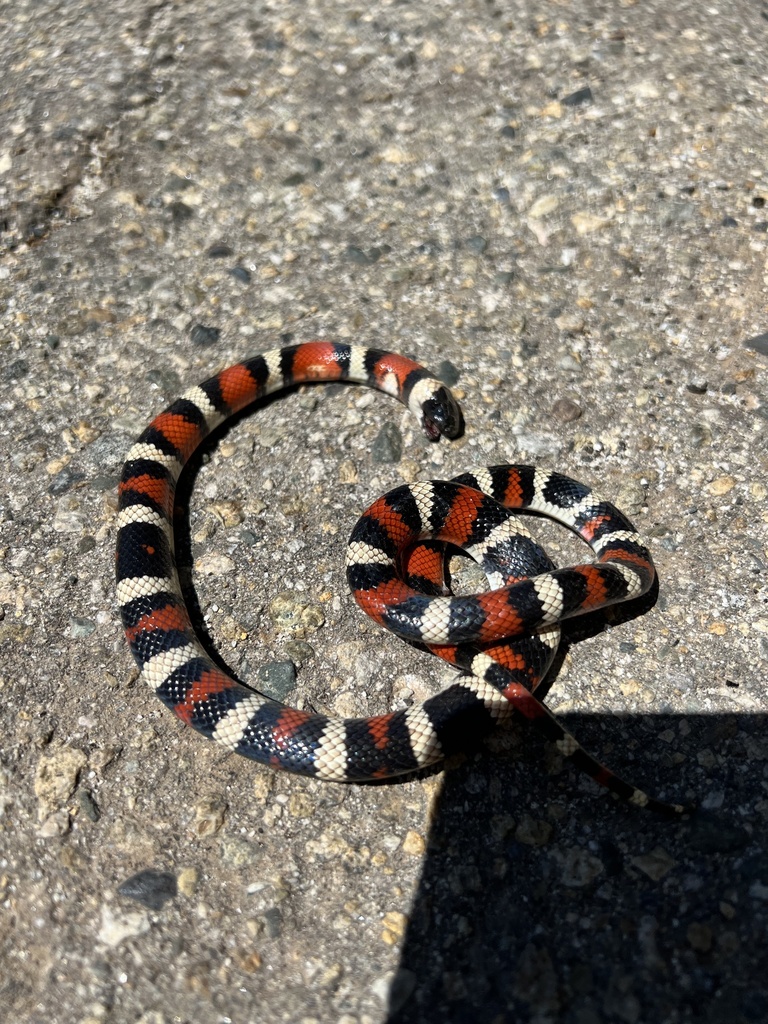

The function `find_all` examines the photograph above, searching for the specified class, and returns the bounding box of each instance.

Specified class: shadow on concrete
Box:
[385,709,765,1024]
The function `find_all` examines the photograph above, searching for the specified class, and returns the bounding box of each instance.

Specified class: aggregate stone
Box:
[465,234,488,254]
[77,788,101,822]
[283,639,315,666]
[190,323,221,346]
[117,869,178,910]
[48,467,87,496]
[562,86,594,107]
[97,905,151,948]
[745,332,768,356]
[630,847,677,882]
[229,265,252,283]
[371,422,403,463]
[68,616,96,638]
[345,244,377,266]
[256,660,297,701]
[556,846,605,888]
[435,359,461,387]
[267,591,325,635]
[206,243,234,258]
[34,746,87,822]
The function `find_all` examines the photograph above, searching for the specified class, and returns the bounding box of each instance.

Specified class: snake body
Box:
[116,341,684,813]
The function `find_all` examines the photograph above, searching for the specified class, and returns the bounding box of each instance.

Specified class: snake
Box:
[116,341,686,814]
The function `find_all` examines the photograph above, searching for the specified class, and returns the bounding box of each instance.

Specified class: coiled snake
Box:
[116,342,685,814]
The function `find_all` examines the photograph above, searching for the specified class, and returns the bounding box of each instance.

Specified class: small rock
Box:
[268,592,325,636]
[555,312,586,333]
[69,616,96,638]
[529,195,560,218]
[118,869,178,910]
[5,359,29,381]
[194,797,227,836]
[229,265,252,283]
[162,174,192,192]
[207,243,234,258]
[749,881,768,900]
[210,499,244,527]
[235,950,263,973]
[288,792,316,819]
[77,789,101,822]
[257,660,297,700]
[513,943,558,1009]
[386,267,412,283]
[630,846,676,881]
[283,640,315,666]
[465,234,488,254]
[552,397,582,422]
[381,910,408,944]
[371,422,402,463]
[38,809,72,838]
[701,788,725,810]
[34,746,87,821]
[398,458,422,483]
[436,359,461,386]
[177,867,199,897]
[402,830,426,857]
[195,552,236,575]
[337,459,359,484]
[345,244,375,266]
[98,905,150,947]
[48,467,86,496]
[745,332,768,356]
[53,508,87,534]
[690,422,713,447]
[562,86,594,107]
[220,836,260,868]
[168,201,194,226]
[190,324,221,346]
[708,475,736,496]
[515,815,552,847]
[614,481,648,517]
[145,366,182,393]
[259,906,284,939]
[571,211,612,234]
[558,847,605,888]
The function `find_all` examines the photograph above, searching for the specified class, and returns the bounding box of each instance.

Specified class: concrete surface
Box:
[1,2,768,1022]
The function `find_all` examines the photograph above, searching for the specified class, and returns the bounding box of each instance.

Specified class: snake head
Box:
[420,386,463,441]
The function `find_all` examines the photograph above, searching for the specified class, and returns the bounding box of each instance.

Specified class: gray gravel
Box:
[2,2,768,1023]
